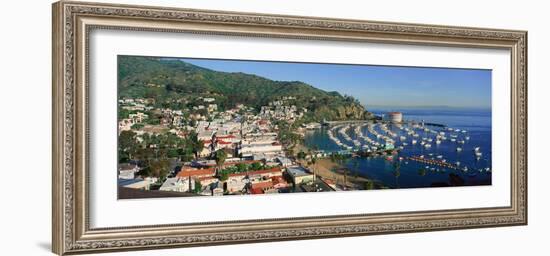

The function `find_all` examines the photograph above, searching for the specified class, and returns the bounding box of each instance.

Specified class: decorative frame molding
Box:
[52,1,527,255]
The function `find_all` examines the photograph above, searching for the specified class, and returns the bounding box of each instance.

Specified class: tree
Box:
[187,131,204,159]
[219,171,229,181]
[194,180,202,193]
[118,130,137,162]
[235,163,248,173]
[297,151,306,160]
[149,159,170,179]
[250,162,263,171]
[214,149,227,171]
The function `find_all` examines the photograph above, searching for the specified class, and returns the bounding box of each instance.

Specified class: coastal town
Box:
[118,95,353,198]
[118,92,493,198]
[116,57,492,198]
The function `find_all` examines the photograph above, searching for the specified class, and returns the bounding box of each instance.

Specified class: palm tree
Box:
[214,149,227,175]
[311,157,317,181]
[187,131,204,159]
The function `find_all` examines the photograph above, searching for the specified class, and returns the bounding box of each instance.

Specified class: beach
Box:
[310,158,372,189]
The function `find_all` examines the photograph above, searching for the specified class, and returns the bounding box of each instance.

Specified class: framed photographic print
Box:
[52,1,527,255]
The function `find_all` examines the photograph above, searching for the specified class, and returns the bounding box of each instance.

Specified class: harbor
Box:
[304,107,492,188]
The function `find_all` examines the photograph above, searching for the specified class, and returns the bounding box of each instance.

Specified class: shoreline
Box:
[310,158,372,189]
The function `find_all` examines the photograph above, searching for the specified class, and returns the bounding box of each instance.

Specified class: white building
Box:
[238,143,283,156]
[276,157,293,167]
[287,166,314,184]
[226,178,248,193]
[118,163,140,180]
[159,177,195,192]
[386,112,403,123]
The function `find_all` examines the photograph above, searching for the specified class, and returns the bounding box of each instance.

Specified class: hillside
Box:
[118,56,371,121]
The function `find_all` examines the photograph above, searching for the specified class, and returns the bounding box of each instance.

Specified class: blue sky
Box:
[181,58,491,109]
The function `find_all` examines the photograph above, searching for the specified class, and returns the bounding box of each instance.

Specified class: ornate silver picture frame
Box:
[52,1,527,255]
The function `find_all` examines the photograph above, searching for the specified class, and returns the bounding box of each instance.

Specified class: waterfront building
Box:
[387,112,403,123]
[287,166,315,184]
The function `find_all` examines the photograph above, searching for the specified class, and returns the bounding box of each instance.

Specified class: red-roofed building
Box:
[250,187,264,194]
[251,180,273,193]
[247,167,283,178]
[217,140,232,145]
[196,160,261,168]
[176,167,215,178]
[271,176,289,189]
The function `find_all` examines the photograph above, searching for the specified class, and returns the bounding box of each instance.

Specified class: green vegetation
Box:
[194,180,202,193]
[213,149,227,170]
[216,162,269,181]
[118,130,200,178]
[364,180,375,190]
[118,56,372,122]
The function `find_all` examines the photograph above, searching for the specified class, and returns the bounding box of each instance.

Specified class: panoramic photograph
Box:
[117,55,492,199]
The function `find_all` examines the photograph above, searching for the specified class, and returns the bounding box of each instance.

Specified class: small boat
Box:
[435,140,441,144]
[424,144,432,148]
[475,152,483,158]
[474,147,481,152]
[456,147,463,152]
[450,138,456,142]
[412,140,417,145]
[436,155,443,159]
[465,136,470,140]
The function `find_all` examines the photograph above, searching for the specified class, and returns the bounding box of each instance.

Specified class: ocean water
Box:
[304,107,492,189]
